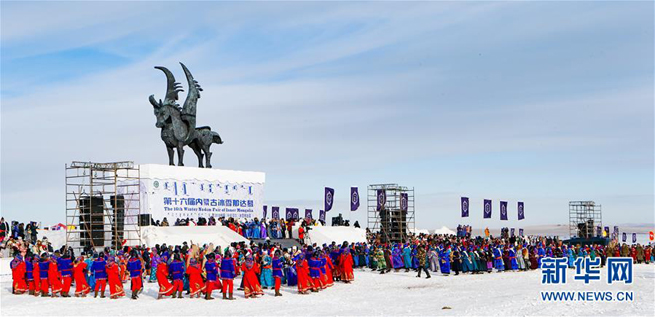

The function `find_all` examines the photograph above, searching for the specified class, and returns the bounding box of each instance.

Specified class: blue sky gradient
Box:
[1,1,653,229]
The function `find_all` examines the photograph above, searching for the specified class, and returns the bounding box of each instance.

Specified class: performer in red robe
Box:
[187,258,206,298]
[31,256,40,297]
[240,255,264,298]
[339,246,355,283]
[10,255,27,294]
[203,253,221,300]
[48,257,63,297]
[156,255,174,299]
[38,255,51,297]
[73,257,91,297]
[106,257,125,299]
[324,254,335,287]
[295,254,313,294]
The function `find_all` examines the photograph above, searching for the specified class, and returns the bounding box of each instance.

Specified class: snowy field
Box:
[1,259,653,316]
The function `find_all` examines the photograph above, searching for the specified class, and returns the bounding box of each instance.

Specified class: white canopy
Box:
[410,228,431,235]
[433,226,456,235]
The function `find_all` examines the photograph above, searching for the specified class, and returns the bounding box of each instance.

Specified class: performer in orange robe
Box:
[187,258,206,298]
[240,255,264,298]
[10,255,27,294]
[73,257,91,297]
[106,257,125,299]
[156,255,174,299]
[339,246,355,283]
[119,255,128,282]
[48,257,63,297]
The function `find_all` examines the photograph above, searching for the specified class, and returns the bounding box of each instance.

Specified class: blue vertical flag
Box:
[292,208,299,220]
[461,197,469,217]
[350,187,360,211]
[518,202,525,220]
[483,199,492,219]
[305,209,312,220]
[286,208,299,220]
[272,206,280,220]
[519,228,524,236]
[632,233,637,243]
[263,205,267,219]
[324,187,334,212]
[376,189,387,211]
[500,201,508,221]
[285,208,292,220]
[400,193,409,212]
[319,210,326,222]
[622,232,627,242]
[511,228,515,237]
[596,226,602,237]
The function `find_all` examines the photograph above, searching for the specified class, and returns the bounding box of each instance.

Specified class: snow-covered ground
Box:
[1,259,653,316]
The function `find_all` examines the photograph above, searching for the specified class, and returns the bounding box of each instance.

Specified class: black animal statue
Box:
[149,63,223,168]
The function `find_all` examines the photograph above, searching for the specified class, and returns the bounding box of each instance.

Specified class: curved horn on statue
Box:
[149,94,161,108]
[154,66,183,105]
[180,62,201,117]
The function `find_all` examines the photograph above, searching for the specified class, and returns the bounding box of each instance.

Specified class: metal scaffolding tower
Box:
[367,184,415,243]
[65,161,141,251]
[569,201,602,239]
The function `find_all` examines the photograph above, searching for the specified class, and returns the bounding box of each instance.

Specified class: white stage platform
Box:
[139,225,247,248]
[302,226,367,246]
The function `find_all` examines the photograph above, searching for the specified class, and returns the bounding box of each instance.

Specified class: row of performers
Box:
[10,243,356,300]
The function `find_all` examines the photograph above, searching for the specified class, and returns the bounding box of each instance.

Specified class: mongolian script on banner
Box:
[141,179,265,221]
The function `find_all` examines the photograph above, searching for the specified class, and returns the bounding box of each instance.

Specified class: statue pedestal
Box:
[138,164,265,222]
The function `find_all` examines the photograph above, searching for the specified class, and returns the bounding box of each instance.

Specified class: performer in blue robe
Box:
[439,248,451,275]
[411,247,419,270]
[460,248,470,273]
[392,245,404,270]
[272,252,284,296]
[84,256,95,291]
[286,254,298,286]
[253,220,261,239]
[567,248,575,268]
[260,253,274,289]
[402,245,412,271]
[493,247,505,271]
[469,247,479,272]
[508,248,519,270]
[537,246,546,267]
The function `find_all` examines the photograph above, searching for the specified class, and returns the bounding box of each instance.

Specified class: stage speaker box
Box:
[110,195,125,248]
[139,214,151,227]
[79,195,105,248]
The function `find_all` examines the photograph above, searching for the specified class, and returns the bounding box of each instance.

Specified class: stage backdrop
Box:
[135,164,265,222]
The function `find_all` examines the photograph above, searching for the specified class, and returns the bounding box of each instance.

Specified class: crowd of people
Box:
[361,232,653,278]
[8,238,355,300]
[1,217,59,259]
[7,214,654,302]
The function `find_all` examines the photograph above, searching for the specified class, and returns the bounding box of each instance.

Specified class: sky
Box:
[1,1,653,230]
